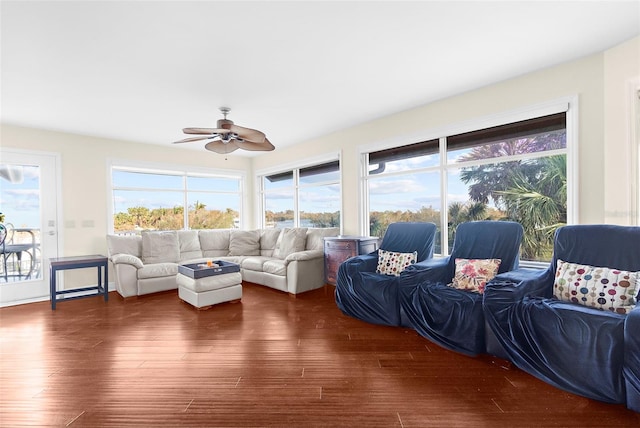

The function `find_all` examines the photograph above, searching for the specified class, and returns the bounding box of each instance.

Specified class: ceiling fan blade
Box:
[235,138,275,152]
[173,136,214,144]
[204,140,239,154]
[183,127,231,135]
[228,124,266,144]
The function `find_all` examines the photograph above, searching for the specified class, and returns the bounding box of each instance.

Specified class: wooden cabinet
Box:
[324,236,379,285]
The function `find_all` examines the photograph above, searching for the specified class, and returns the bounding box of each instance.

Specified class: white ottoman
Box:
[177,262,242,309]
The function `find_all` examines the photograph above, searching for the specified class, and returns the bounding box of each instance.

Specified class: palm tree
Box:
[458,133,565,208]
[498,155,566,260]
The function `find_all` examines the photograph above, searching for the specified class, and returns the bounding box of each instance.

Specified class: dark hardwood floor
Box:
[1,282,638,427]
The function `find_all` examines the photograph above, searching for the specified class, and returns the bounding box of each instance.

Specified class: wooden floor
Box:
[1,283,638,427]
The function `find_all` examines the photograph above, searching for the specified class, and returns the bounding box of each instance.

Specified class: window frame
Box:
[359,97,578,265]
[107,159,246,233]
[256,153,342,229]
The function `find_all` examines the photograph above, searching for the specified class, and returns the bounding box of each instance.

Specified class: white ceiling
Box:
[2,1,639,157]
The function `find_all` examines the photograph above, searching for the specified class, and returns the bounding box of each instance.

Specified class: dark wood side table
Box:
[50,255,108,310]
[324,236,379,285]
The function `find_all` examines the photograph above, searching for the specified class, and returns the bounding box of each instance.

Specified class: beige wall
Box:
[1,36,638,289]
[604,36,640,225]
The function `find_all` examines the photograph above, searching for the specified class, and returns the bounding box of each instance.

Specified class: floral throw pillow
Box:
[449,258,501,294]
[376,249,417,276]
[553,259,639,315]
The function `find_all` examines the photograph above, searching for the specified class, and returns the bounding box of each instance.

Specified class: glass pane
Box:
[0,164,42,282]
[450,154,567,262]
[368,171,442,251]
[447,168,506,252]
[113,190,184,232]
[264,171,293,190]
[187,176,240,192]
[113,169,183,190]
[264,189,294,228]
[299,184,340,227]
[448,129,566,164]
[187,193,240,229]
[300,161,340,185]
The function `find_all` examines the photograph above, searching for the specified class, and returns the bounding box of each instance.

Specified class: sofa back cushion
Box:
[199,229,231,257]
[178,230,203,261]
[107,234,142,258]
[305,227,340,251]
[141,230,180,264]
[229,230,260,256]
[260,228,282,257]
[273,228,308,259]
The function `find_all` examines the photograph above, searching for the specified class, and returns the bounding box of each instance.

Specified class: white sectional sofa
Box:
[106,227,339,298]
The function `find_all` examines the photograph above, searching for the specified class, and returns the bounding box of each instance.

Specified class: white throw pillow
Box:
[553,259,639,315]
[273,228,308,259]
[141,231,180,264]
[229,230,260,256]
[376,249,417,276]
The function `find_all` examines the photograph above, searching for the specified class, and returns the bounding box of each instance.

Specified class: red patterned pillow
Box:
[376,249,417,276]
[449,258,501,294]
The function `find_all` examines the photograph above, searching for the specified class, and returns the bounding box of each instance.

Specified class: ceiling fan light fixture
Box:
[172,107,274,153]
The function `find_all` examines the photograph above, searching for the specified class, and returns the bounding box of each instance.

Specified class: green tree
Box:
[458,134,565,208]
[457,134,567,260]
[498,155,566,260]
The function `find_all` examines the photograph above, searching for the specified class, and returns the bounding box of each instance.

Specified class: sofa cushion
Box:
[178,230,203,261]
[260,229,282,256]
[229,230,260,256]
[138,262,179,279]
[553,259,639,314]
[449,258,501,294]
[241,256,273,272]
[141,231,180,264]
[263,259,287,276]
[305,227,339,251]
[199,229,230,257]
[273,228,307,259]
[107,234,142,258]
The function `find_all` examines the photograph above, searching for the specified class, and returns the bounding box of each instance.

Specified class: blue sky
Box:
[0,165,41,228]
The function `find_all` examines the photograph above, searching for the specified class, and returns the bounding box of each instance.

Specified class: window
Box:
[363,108,570,262]
[110,165,244,233]
[260,160,341,229]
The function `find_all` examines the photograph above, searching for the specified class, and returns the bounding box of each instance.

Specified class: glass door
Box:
[0,149,60,306]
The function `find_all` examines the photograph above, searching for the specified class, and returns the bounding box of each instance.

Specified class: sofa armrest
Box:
[624,304,640,412]
[111,253,144,269]
[286,254,325,294]
[486,267,552,301]
[340,252,379,275]
[284,249,324,263]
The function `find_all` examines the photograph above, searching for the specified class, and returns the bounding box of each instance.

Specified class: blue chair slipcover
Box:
[484,224,640,406]
[625,308,640,412]
[334,222,437,326]
[398,221,524,356]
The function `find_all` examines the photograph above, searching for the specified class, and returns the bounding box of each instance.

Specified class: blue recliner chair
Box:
[625,307,640,412]
[484,224,640,406]
[398,220,524,356]
[334,222,437,326]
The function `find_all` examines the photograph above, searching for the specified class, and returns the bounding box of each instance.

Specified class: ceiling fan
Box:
[173,107,275,154]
